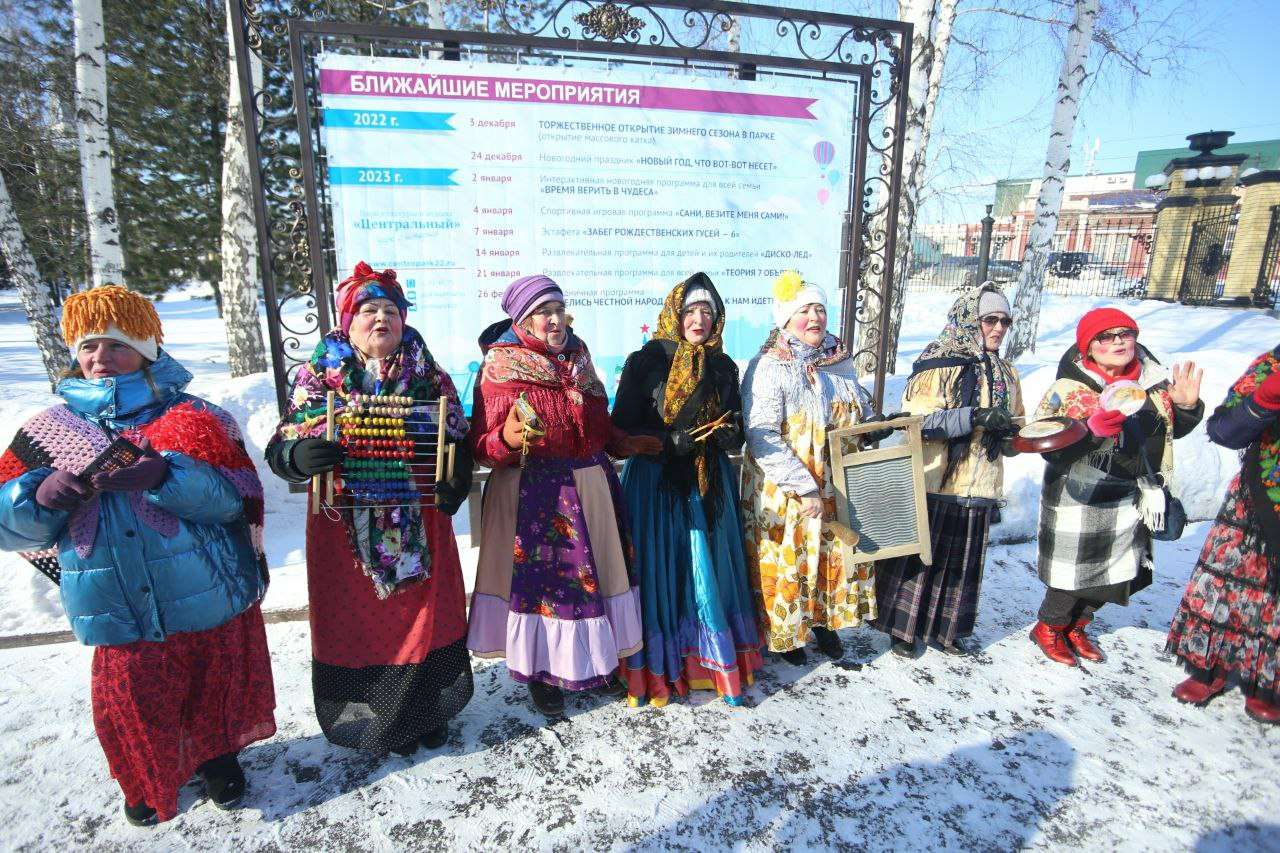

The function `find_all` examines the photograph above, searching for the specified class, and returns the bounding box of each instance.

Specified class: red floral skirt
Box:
[91,604,277,822]
[1167,474,1280,704]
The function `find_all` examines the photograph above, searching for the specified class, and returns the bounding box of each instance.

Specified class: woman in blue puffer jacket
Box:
[0,286,276,826]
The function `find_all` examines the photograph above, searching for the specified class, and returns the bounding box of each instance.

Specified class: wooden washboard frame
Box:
[827,415,932,567]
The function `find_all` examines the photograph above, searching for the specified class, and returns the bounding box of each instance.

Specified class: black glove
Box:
[434,442,474,517]
[861,411,908,444]
[290,438,344,476]
[712,421,743,452]
[972,407,1015,436]
[434,479,467,516]
[666,430,694,457]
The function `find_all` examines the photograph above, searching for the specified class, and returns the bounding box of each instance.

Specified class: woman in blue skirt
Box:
[612,273,763,706]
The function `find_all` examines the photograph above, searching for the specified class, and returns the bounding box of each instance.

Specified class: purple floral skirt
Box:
[468,453,643,690]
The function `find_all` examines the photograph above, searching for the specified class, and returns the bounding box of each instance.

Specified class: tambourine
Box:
[1011,416,1089,454]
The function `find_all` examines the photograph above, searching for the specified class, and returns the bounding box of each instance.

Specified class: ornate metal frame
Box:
[230,0,912,412]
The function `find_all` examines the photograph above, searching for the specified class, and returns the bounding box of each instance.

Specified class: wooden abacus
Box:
[311,390,456,514]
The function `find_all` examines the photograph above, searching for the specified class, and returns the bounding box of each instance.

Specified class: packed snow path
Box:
[1,530,1276,851]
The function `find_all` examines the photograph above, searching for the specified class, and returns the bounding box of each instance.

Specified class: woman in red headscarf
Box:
[266,262,474,755]
[1029,307,1202,667]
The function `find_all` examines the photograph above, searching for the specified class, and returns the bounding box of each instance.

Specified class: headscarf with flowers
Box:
[1220,345,1280,594]
[335,261,411,334]
[269,325,467,599]
[652,273,727,501]
[909,282,1014,469]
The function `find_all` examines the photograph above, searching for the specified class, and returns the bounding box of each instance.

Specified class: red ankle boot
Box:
[1172,674,1227,706]
[1244,695,1280,724]
[1065,617,1104,662]
[1029,621,1077,666]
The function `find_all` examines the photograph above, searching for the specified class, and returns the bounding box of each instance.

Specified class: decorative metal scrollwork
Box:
[573,3,645,41]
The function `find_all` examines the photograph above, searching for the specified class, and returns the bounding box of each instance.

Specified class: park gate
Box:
[1179,207,1239,306]
[229,0,913,412]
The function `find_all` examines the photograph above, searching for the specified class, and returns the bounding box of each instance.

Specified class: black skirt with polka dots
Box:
[313,636,472,751]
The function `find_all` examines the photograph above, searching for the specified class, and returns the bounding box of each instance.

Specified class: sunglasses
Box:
[1094,329,1137,345]
[980,315,1013,328]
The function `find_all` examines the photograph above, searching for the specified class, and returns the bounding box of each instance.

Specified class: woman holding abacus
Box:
[467,274,661,716]
[0,286,274,826]
[611,273,763,707]
[740,271,892,665]
[267,261,474,755]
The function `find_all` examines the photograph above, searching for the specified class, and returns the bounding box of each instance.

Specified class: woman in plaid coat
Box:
[1030,307,1202,667]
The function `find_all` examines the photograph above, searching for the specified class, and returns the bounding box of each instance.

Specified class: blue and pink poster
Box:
[317,56,856,399]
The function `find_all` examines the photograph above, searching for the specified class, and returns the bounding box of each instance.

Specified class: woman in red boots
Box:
[1166,345,1280,723]
[1029,307,1202,666]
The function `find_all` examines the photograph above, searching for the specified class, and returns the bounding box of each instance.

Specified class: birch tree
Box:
[72,0,124,288]
[884,0,959,374]
[220,0,267,376]
[857,0,954,376]
[0,173,70,384]
[1004,0,1100,361]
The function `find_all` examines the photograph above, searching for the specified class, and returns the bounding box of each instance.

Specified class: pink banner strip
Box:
[319,69,815,120]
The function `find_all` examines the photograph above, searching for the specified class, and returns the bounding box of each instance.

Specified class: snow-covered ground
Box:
[0,286,1277,850]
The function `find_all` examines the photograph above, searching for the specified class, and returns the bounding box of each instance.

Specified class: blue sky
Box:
[763,0,1280,223]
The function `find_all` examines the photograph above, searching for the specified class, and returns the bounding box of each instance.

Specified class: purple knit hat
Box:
[502,274,564,324]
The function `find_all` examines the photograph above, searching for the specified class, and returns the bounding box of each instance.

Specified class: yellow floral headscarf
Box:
[653,272,725,496]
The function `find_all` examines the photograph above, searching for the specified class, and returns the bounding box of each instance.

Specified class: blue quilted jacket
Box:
[0,353,265,646]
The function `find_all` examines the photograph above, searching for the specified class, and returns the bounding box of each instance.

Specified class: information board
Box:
[317,55,856,398]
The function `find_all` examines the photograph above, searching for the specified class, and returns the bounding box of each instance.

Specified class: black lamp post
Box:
[976,204,994,283]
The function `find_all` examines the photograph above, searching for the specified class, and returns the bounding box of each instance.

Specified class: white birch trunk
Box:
[0,173,71,384]
[1005,0,1100,361]
[856,0,938,377]
[220,0,268,377]
[73,0,124,289]
[429,0,445,59]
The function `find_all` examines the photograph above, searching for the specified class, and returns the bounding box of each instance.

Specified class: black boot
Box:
[197,751,246,810]
[389,740,419,757]
[812,626,845,660]
[528,680,565,715]
[420,725,448,750]
[595,677,626,697]
[780,647,808,666]
[891,638,918,658]
[940,638,970,657]
[123,800,158,827]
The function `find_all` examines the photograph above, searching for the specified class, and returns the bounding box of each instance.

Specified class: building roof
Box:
[1133,138,1280,187]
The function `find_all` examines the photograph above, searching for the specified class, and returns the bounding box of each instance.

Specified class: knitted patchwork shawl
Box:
[0,402,267,585]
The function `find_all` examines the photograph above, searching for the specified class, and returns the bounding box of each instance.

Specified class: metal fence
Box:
[1178,209,1239,305]
[1255,206,1280,308]
[911,215,1156,298]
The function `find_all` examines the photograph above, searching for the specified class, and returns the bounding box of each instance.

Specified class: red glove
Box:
[1255,371,1280,411]
[1086,408,1128,438]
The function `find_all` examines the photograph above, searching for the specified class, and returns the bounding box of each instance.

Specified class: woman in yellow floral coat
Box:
[741,271,891,664]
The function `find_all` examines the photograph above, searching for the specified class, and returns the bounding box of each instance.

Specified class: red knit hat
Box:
[1076,307,1138,356]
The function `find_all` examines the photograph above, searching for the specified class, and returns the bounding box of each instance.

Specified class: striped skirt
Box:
[872,496,992,646]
